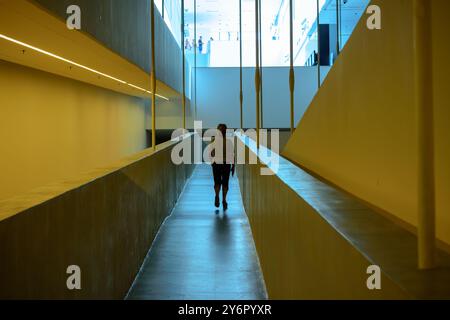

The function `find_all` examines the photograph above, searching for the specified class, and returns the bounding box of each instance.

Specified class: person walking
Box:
[185,38,192,51]
[207,37,214,54]
[198,36,204,54]
[208,124,235,210]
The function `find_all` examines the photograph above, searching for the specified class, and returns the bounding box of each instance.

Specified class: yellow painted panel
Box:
[237,141,409,299]
[283,0,450,246]
[0,59,146,201]
[432,0,450,251]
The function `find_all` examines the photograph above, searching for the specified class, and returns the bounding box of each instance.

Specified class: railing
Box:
[0,135,194,299]
[236,133,450,299]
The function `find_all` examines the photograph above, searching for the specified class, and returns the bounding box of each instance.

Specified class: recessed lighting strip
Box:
[0,33,169,101]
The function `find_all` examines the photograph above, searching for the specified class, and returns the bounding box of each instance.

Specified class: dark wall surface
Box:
[33,0,183,92]
[0,142,194,299]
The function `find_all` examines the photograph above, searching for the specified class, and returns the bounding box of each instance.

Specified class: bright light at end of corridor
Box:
[0,33,169,101]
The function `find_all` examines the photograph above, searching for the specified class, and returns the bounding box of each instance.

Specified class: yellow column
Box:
[150,0,157,150]
[259,1,264,129]
[289,0,295,134]
[413,0,436,269]
[255,0,260,148]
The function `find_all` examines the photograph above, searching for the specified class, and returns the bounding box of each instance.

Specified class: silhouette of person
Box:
[207,37,214,54]
[208,124,235,210]
[185,38,192,51]
[198,36,204,54]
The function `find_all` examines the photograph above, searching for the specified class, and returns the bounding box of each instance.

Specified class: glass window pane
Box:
[155,0,163,14]
[319,0,337,83]
[339,0,370,50]
[293,0,319,68]
[180,0,371,69]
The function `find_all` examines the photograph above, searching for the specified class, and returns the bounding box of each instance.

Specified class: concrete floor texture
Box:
[127,164,267,300]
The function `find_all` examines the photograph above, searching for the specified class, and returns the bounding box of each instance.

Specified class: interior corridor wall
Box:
[194,66,330,129]
[0,60,147,201]
[283,0,450,247]
[145,97,194,130]
[34,0,184,93]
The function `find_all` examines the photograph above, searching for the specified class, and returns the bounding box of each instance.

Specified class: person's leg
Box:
[222,186,228,209]
[221,165,231,210]
[212,164,221,207]
[214,185,221,208]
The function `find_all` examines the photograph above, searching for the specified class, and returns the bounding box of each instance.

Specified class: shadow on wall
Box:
[146,129,179,147]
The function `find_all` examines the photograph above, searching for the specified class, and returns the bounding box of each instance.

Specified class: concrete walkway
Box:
[126,164,267,300]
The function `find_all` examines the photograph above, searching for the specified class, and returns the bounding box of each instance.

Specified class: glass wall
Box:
[152,0,371,65]
[155,0,183,47]
[339,0,370,50]
[155,0,163,14]
[163,0,183,46]
[294,0,321,67]
[179,0,369,68]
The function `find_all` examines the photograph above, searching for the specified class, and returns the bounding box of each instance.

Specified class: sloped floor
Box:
[126,164,267,300]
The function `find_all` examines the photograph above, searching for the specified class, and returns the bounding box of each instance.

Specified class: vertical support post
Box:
[181,0,186,129]
[336,0,340,55]
[150,0,157,150]
[255,0,261,148]
[339,0,342,50]
[194,0,197,121]
[289,0,295,134]
[239,0,244,129]
[413,0,436,269]
[259,0,264,129]
[316,0,321,89]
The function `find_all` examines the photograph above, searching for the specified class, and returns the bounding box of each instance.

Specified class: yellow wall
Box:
[283,0,450,245]
[432,0,450,249]
[145,97,194,130]
[0,59,147,201]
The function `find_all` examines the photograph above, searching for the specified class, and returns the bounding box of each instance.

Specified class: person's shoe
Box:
[215,195,220,208]
[223,201,228,211]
